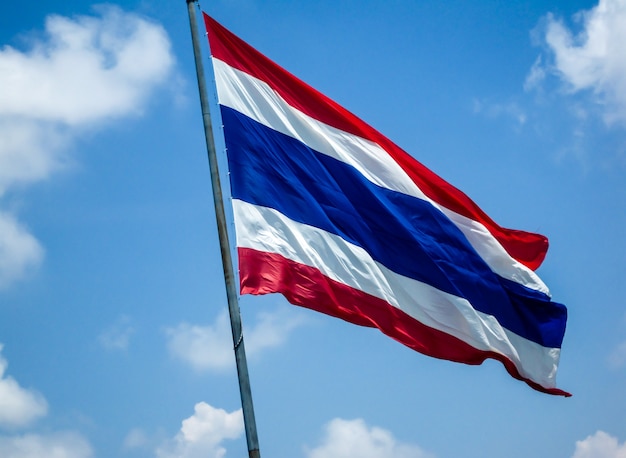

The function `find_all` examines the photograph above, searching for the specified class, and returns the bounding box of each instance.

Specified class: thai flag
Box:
[203,14,569,396]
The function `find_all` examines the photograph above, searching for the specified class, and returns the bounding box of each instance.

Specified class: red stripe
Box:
[204,14,549,270]
[238,247,570,396]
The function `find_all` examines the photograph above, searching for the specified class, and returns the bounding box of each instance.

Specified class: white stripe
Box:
[213,58,549,295]
[233,200,560,388]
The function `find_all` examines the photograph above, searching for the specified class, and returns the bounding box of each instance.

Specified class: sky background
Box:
[1,0,625,457]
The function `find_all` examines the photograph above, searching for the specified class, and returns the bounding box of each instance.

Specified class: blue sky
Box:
[1,0,625,457]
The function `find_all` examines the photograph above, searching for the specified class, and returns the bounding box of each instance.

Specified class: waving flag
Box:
[203,14,569,396]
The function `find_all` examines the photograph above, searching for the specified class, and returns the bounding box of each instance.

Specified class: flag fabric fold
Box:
[203,13,569,396]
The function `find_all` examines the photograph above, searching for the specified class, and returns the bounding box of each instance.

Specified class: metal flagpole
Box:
[185,2,261,457]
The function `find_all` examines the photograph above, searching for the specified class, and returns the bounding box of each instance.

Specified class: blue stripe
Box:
[222,106,567,348]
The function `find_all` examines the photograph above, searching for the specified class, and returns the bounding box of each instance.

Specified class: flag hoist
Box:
[185,2,261,457]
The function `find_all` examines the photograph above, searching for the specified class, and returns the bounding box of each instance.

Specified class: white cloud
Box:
[166,313,233,372]
[246,307,308,354]
[0,213,44,291]
[0,5,173,126]
[572,431,626,458]
[472,98,527,126]
[608,341,626,368]
[529,0,626,125]
[0,6,175,290]
[0,431,93,458]
[98,315,134,351]
[0,120,68,196]
[156,402,243,458]
[123,428,150,450]
[0,345,93,455]
[523,56,546,92]
[305,418,434,458]
[0,344,48,429]
[166,307,307,372]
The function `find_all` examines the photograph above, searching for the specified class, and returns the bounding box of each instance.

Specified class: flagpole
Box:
[185,2,261,457]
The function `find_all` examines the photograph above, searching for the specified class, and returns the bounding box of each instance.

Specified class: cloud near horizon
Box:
[155,402,243,458]
[0,432,93,458]
[572,431,626,458]
[0,344,48,429]
[305,418,434,458]
[0,5,175,290]
[153,405,433,458]
[0,344,93,458]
